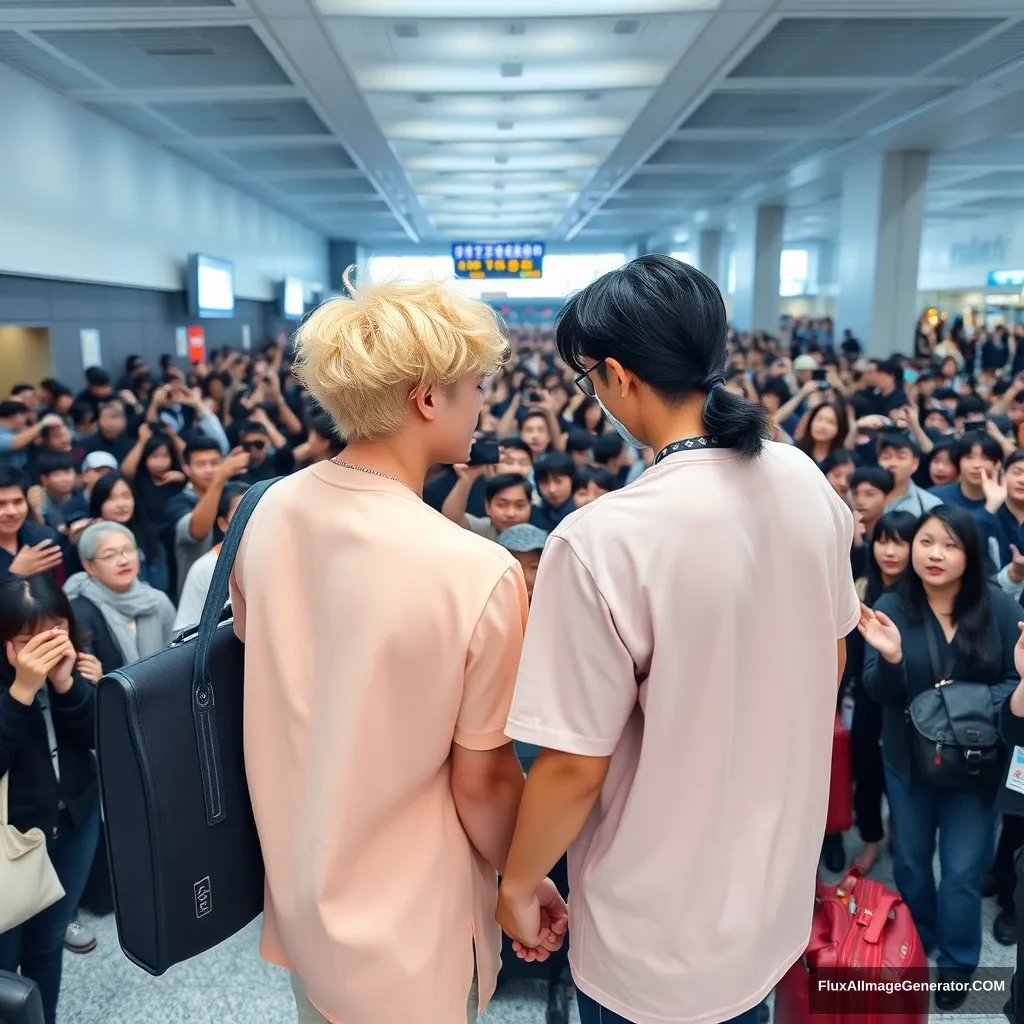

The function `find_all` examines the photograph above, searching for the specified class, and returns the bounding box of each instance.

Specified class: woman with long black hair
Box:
[0,574,100,1024]
[87,472,169,595]
[861,505,1021,1004]
[844,510,918,874]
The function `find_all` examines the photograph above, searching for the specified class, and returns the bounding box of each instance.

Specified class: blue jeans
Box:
[578,991,763,1024]
[0,805,100,1024]
[884,766,997,971]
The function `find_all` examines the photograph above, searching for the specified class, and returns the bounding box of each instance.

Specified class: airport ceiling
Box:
[1,0,1023,250]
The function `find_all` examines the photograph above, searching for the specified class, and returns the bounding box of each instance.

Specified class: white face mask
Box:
[596,394,645,450]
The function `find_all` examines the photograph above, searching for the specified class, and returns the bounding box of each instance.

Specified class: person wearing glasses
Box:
[496,255,860,1024]
[63,522,175,674]
[237,416,295,485]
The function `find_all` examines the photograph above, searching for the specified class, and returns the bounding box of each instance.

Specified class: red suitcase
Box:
[827,713,853,834]
[774,870,928,1024]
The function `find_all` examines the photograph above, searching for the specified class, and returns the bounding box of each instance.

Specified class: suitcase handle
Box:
[191,476,280,826]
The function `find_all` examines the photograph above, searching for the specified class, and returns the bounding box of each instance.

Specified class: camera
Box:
[468,440,500,466]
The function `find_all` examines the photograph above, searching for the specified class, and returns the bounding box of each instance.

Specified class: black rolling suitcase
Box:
[95,478,278,975]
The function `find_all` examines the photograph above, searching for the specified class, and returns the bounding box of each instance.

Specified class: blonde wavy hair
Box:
[294,269,508,441]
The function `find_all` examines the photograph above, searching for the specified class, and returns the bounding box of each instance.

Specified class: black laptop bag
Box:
[95,478,277,975]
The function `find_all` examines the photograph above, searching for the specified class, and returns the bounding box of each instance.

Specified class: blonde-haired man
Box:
[231,274,566,1024]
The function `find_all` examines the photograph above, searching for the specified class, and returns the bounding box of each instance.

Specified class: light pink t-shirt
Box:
[506,442,860,1024]
[232,463,528,1024]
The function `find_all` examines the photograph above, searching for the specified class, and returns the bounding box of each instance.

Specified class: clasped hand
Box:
[495,878,569,963]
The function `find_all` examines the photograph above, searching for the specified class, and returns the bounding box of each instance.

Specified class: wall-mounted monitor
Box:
[280,277,304,321]
[187,254,235,319]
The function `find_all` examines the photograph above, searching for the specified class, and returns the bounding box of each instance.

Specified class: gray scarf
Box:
[64,572,174,665]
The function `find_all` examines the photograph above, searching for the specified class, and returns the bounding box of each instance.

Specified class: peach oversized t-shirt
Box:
[231,462,528,1024]
[506,442,860,1024]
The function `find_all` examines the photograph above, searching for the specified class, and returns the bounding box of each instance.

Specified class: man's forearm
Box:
[189,479,224,541]
[454,752,526,875]
[501,749,608,897]
[441,477,472,525]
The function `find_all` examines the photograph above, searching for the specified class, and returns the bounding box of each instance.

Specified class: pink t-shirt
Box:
[232,463,529,1024]
[506,442,860,1024]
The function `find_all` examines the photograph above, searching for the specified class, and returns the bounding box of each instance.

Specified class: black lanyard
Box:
[653,435,733,465]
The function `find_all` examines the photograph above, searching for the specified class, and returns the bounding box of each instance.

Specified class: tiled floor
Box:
[57,832,1015,1024]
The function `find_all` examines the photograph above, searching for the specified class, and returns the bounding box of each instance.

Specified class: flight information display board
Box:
[452,242,544,279]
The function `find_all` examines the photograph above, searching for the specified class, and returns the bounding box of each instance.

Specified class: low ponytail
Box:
[700,376,771,460]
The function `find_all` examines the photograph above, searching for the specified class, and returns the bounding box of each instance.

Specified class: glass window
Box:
[669,251,695,266]
[780,249,809,297]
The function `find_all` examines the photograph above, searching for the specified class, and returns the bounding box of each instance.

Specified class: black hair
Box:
[850,465,895,495]
[88,472,160,559]
[555,254,769,458]
[240,419,268,437]
[183,436,221,463]
[497,435,533,460]
[309,411,345,453]
[820,448,855,476]
[125,355,143,373]
[0,575,85,678]
[876,430,917,457]
[564,430,595,454]
[956,396,988,420]
[98,399,126,416]
[533,451,576,485]
[0,400,29,419]
[573,465,620,494]
[138,433,185,480]
[876,358,904,386]
[39,378,62,395]
[894,504,992,668]
[759,376,792,403]
[9,383,34,396]
[70,400,96,427]
[485,472,533,503]
[571,396,606,434]
[217,481,250,521]
[592,433,624,465]
[1005,449,1024,472]
[0,466,29,496]
[37,452,77,477]
[85,366,111,388]
[864,510,919,604]
[797,400,850,461]
[951,429,1002,467]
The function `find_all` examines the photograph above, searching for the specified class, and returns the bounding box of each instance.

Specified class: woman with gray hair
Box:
[63,521,175,674]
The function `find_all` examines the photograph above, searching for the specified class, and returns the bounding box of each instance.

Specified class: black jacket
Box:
[864,585,1020,784]
[71,596,127,675]
[0,673,97,836]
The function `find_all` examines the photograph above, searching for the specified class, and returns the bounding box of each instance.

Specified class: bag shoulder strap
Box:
[923,614,957,684]
[190,476,279,826]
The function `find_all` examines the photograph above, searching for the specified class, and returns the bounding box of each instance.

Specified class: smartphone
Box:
[468,440,500,466]
[527,390,543,403]
[819,380,831,390]
[811,368,827,381]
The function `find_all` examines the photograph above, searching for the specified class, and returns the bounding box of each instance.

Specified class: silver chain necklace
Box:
[330,456,411,491]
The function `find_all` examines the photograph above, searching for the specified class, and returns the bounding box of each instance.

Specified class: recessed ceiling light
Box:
[393,22,419,37]
[500,62,523,78]
[613,19,640,34]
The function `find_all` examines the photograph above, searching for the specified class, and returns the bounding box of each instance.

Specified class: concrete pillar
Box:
[328,239,358,290]
[731,205,784,333]
[835,151,929,356]
[698,229,723,285]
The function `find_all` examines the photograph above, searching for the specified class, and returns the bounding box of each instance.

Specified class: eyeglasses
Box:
[241,440,267,452]
[93,547,138,564]
[572,358,607,399]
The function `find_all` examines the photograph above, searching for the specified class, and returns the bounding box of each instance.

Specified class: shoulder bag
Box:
[0,771,65,933]
[908,621,1002,788]
[95,477,277,975]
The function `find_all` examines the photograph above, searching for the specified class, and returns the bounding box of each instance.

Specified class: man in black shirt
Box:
[0,467,65,582]
[74,366,114,416]
[238,418,294,484]
[82,400,134,465]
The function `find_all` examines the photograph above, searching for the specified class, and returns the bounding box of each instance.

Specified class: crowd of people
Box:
[2,253,1024,1024]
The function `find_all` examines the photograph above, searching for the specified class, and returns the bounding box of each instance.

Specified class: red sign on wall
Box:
[186,325,206,364]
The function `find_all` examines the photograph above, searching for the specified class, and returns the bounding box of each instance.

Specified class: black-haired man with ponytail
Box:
[496,255,860,1024]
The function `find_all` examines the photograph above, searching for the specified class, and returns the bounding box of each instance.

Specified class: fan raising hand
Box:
[857,603,903,665]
